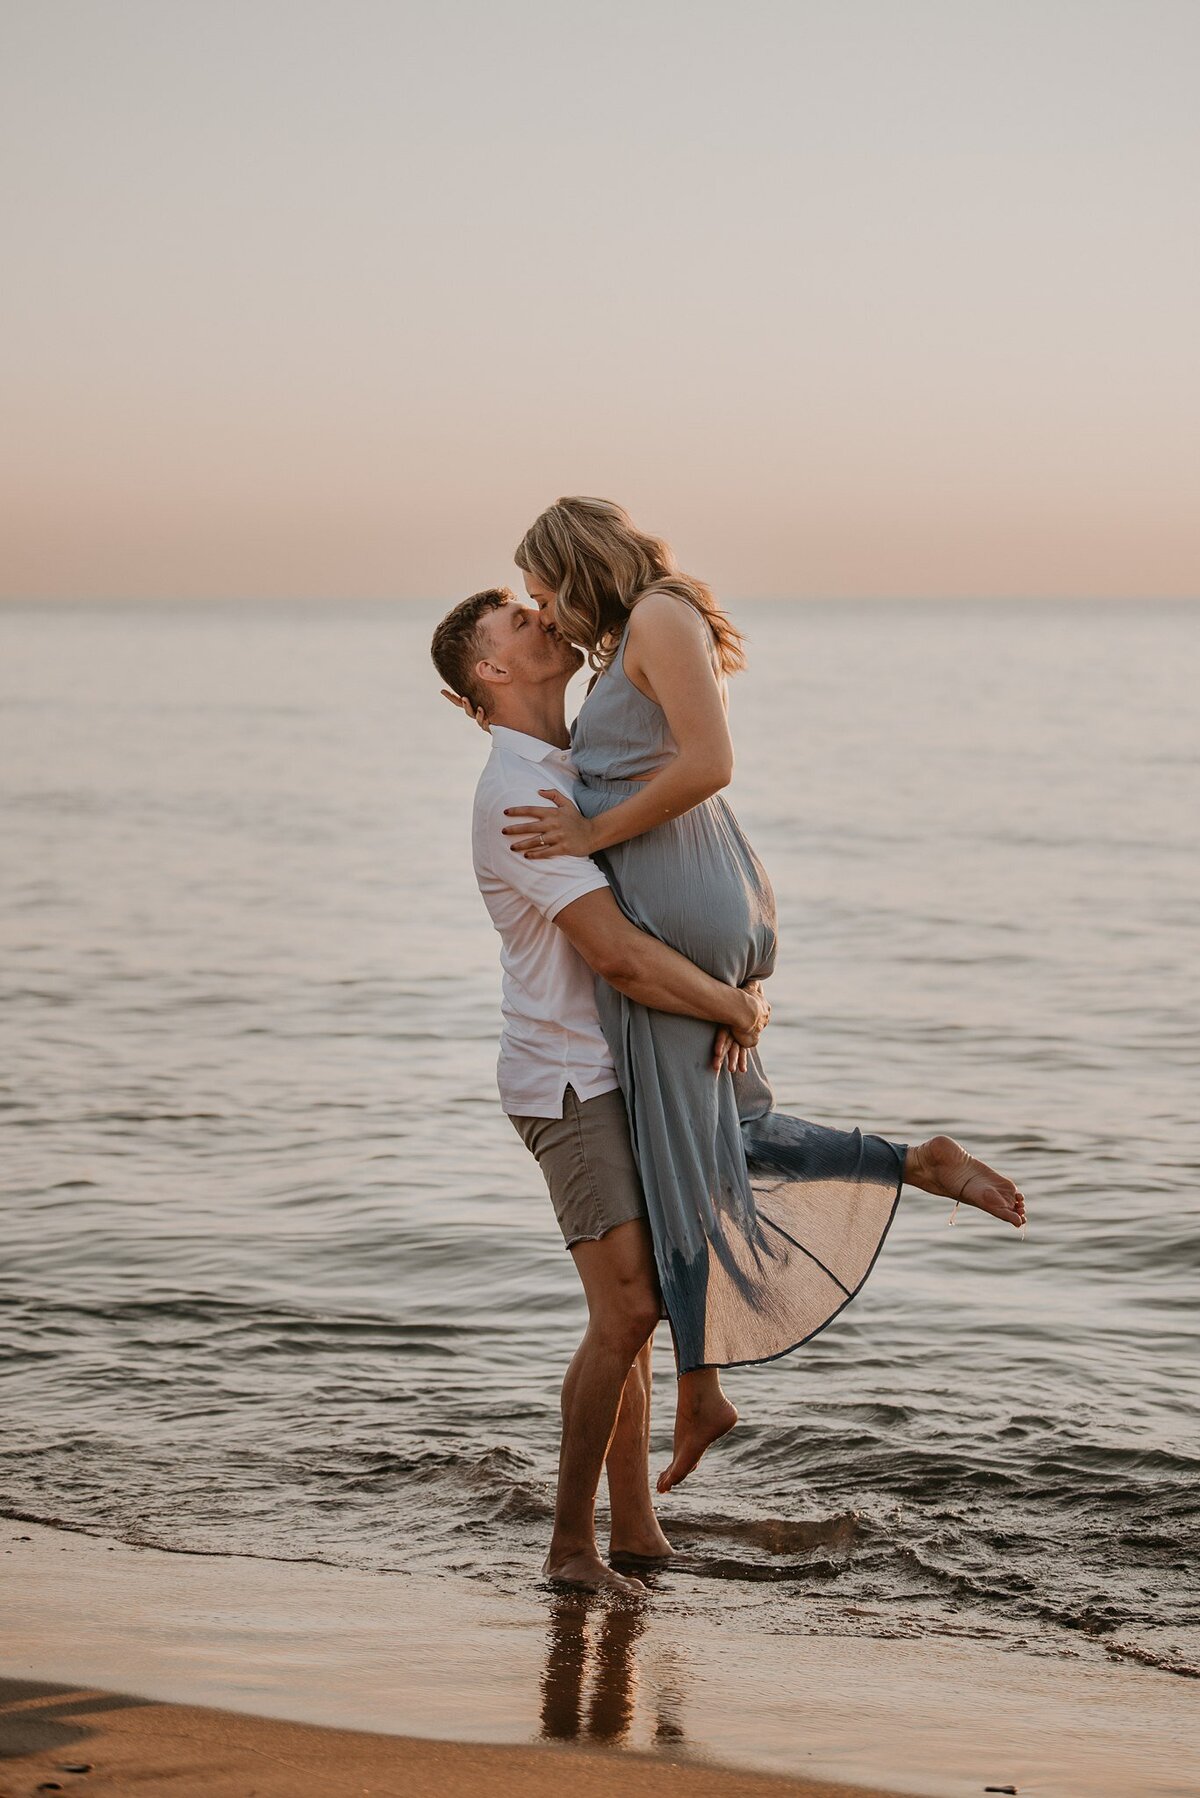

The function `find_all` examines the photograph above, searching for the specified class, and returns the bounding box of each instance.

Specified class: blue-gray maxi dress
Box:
[571,625,906,1374]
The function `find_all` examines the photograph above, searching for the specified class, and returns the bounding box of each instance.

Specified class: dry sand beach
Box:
[3,1520,1198,1798]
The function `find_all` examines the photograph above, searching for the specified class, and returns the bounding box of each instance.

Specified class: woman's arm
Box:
[503,593,734,860]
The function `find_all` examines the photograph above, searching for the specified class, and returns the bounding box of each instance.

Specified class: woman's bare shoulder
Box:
[625,590,710,644]
[624,592,723,695]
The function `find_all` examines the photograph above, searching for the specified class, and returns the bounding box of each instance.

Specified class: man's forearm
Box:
[553,887,760,1034]
[602,933,755,1031]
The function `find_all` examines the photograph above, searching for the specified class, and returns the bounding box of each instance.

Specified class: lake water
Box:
[2,598,1197,1682]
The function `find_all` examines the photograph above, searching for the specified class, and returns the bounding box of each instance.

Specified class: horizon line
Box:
[2,593,1198,609]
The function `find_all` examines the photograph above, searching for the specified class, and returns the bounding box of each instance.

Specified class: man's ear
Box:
[475,655,510,688]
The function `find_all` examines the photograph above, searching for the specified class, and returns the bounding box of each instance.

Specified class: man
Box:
[431,587,1027,1594]
[432,586,769,1595]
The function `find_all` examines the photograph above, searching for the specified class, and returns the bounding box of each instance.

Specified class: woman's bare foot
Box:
[542,1549,646,1594]
[657,1385,738,1494]
[905,1135,1027,1229]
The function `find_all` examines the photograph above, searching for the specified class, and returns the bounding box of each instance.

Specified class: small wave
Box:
[674,1510,865,1556]
[310,1441,555,1528]
[0,1291,479,1341]
[1101,1637,1200,1679]
[0,1504,357,1570]
[318,1442,535,1491]
[676,1554,846,1584]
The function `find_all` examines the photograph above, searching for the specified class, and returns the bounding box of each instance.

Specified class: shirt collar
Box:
[490,725,574,766]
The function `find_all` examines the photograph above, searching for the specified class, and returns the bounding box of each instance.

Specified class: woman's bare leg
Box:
[658,1364,738,1494]
[651,1136,1024,1499]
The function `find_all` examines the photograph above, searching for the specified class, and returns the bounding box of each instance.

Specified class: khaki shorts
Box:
[508,1084,648,1250]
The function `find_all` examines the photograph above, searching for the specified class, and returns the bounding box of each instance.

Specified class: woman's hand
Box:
[440,688,490,733]
[502,789,595,859]
[710,1030,750,1076]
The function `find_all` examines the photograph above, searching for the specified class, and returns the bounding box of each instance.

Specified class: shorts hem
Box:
[562,1208,647,1251]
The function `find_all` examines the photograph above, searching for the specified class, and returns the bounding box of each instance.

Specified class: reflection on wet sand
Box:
[539,1594,686,1747]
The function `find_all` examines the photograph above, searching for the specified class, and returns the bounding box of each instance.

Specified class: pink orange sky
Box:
[3,1,1198,601]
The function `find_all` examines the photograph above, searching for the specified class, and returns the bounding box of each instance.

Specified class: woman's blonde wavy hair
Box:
[514,496,746,675]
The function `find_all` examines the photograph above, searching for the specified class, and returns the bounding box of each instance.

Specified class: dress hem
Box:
[674,1144,908,1376]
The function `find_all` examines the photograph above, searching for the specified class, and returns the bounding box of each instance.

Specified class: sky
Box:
[2,0,1198,602]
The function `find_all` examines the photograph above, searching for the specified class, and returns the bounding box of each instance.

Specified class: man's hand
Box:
[440,688,490,733]
[710,980,770,1074]
[733,978,770,1045]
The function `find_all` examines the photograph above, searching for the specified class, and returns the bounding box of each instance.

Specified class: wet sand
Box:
[0,1676,909,1798]
[3,1520,1197,1798]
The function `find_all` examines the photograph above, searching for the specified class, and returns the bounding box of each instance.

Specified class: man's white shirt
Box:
[472,726,618,1118]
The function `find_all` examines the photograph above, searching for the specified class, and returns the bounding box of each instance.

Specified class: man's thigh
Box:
[508,1084,648,1250]
[570,1216,662,1319]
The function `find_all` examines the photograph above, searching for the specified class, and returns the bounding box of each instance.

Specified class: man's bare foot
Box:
[905,1135,1027,1229]
[657,1390,738,1494]
[542,1549,646,1594]
[608,1520,674,1566]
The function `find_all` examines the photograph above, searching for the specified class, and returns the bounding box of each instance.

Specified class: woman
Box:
[504,497,1027,1493]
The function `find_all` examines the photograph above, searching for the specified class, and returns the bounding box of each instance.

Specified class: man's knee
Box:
[571,1218,661,1353]
[592,1284,660,1356]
